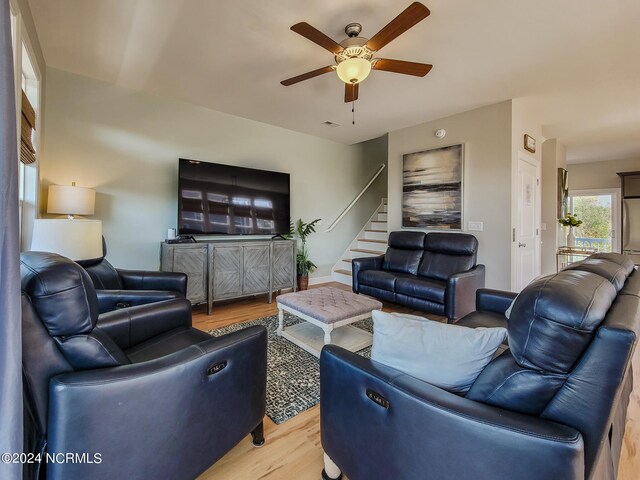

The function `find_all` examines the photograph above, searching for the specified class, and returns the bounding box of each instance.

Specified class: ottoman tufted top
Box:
[277,287,382,324]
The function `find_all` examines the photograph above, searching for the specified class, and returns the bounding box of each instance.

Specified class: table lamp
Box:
[47,182,96,219]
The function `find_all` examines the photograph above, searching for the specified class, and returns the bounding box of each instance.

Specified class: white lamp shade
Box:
[336,58,372,84]
[30,219,103,261]
[47,184,96,216]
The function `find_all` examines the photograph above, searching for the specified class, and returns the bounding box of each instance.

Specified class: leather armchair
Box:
[322,253,639,480]
[454,288,518,330]
[320,346,584,480]
[21,252,267,480]
[80,238,187,313]
[474,288,518,314]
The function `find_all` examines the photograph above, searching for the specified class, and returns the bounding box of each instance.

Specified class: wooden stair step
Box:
[365,229,387,233]
[334,269,352,276]
[358,238,387,244]
[351,248,384,255]
[343,258,353,263]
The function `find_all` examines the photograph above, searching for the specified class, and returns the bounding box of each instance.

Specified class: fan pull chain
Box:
[352,100,355,125]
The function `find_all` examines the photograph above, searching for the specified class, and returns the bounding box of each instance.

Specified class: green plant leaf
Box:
[558,213,583,227]
[294,220,320,275]
[282,218,295,240]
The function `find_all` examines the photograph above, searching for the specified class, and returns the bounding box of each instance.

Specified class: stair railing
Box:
[325,163,386,232]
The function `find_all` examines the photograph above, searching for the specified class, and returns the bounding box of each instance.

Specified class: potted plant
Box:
[558,213,583,248]
[295,218,320,290]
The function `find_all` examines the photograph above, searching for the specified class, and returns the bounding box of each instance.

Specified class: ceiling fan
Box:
[281,2,433,103]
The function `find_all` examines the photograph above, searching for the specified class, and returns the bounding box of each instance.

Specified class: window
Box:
[208,214,229,226]
[10,2,42,250]
[254,198,273,209]
[20,89,37,165]
[256,219,275,230]
[182,189,203,199]
[207,193,229,203]
[234,216,253,232]
[568,189,621,253]
[232,196,251,207]
[181,211,203,222]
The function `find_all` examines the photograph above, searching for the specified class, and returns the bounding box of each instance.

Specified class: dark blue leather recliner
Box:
[80,238,188,313]
[21,252,267,480]
[321,252,639,480]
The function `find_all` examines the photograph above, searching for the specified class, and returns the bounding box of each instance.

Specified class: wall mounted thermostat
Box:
[435,129,446,138]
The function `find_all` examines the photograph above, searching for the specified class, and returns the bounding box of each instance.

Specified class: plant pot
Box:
[567,227,576,248]
[297,275,309,291]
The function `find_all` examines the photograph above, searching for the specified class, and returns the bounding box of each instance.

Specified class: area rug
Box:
[209,313,372,424]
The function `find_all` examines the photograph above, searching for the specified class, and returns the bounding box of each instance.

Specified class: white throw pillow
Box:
[371,310,508,394]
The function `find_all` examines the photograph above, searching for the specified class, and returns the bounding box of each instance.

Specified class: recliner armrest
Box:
[320,345,584,480]
[445,264,485,322]
[95,290,184,314]
[351,255,384,293]
[476,288,518,315]
[48,325,267,480]
[117,268,188,296]
[97,298,192,349]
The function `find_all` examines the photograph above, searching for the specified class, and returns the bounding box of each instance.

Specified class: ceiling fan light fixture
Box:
[336,57,371,84]
[282,3,433,101]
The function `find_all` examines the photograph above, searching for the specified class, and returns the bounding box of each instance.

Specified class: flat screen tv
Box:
[178,159,290,236]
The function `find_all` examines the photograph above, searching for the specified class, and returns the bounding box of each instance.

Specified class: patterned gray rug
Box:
[209,312,372,424]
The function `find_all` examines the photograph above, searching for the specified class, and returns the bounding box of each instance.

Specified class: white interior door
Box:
[514,154,541,291]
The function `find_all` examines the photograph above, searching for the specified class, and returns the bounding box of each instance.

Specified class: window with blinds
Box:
[21,90,36,165]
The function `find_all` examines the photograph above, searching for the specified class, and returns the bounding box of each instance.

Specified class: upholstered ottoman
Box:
[276,287,382,358]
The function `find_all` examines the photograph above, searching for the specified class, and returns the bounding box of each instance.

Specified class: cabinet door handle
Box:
[518,242,527,248]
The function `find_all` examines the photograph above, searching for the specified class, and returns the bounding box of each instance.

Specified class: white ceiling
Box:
[27,0,640,163]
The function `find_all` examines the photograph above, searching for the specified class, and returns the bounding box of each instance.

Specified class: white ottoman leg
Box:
[277,309,284,336]
[323,326,332,345]
[322,452,342,480]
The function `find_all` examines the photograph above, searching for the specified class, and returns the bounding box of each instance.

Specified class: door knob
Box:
[518,242,527,248]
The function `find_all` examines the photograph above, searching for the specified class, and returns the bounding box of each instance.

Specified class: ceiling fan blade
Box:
[281,66,335,86]
[291,22,343,54]
[344,83,359,103]
[373,59,432,77]
[366,2,431,52]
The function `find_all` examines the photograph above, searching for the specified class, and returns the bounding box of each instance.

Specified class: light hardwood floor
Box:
[194,282,639,480]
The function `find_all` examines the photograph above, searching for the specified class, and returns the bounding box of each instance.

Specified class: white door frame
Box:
[568,188,622,253]
[511,152,541,291]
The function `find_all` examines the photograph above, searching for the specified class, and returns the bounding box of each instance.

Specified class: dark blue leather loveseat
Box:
[352,231,485,322]
[21,252,267,480]
[321,252,639,480]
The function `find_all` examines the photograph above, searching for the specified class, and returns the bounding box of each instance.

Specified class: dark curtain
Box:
[0,0,23,478]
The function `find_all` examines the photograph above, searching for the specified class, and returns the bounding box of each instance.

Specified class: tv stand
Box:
[161,238,296,314]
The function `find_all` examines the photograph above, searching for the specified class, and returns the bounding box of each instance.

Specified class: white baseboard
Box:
[309,275,334,285]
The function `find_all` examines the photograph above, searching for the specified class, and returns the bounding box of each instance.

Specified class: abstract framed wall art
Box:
[402,144,464,230]
[557,167,569,219]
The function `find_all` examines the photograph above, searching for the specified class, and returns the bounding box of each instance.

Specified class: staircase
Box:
[333,199,388,285]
